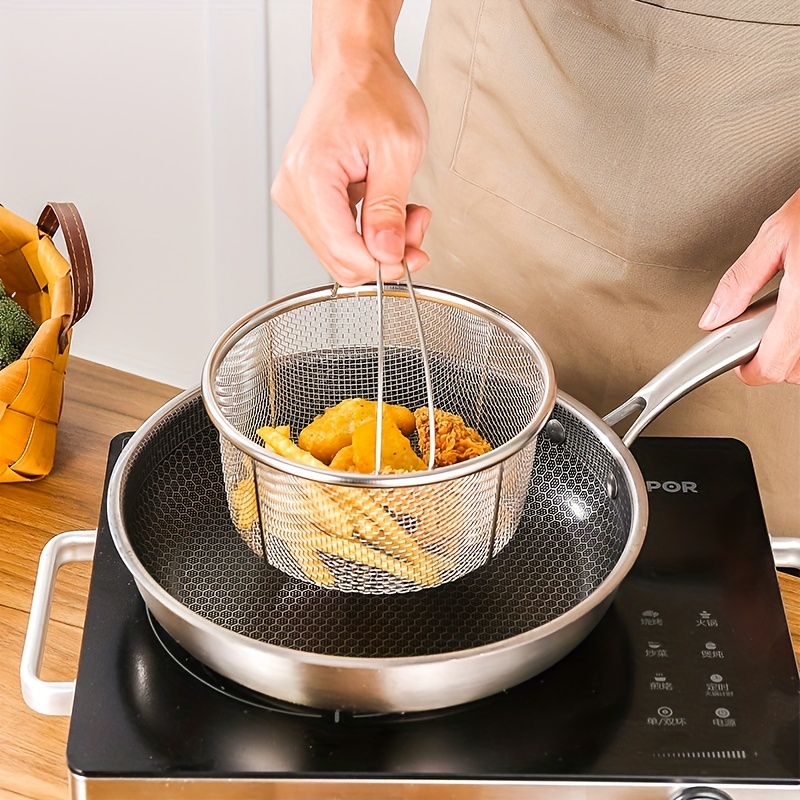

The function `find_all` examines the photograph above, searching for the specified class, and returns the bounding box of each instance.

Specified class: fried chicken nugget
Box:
[298,398,416,465]
[352,417,427,474]
[328,444,357,472]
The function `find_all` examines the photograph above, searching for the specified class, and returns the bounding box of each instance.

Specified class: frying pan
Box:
[101,289,777,713]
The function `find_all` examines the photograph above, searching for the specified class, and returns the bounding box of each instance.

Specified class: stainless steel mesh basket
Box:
[201,282,556,594]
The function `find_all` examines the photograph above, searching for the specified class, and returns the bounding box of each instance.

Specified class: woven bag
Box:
[0,202,94,482]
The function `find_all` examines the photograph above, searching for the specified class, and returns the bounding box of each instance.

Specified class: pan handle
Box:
[603,290,778,447]
[20,529,96,716]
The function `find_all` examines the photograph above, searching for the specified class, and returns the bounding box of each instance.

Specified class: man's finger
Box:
[700,221,786,330]
[347,182,366,222]
[737,273,800,385]
[787,358,800,385]
[301,170,378,284]
[361,154,417,265]
[404,204,432,273]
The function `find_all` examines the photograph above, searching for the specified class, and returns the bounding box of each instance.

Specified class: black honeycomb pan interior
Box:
[119,394,632,658]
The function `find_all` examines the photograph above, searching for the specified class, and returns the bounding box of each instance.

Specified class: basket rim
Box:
[200,282,557,488]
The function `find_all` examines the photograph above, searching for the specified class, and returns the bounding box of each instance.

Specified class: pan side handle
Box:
[20,530,96,716]
[771,537,800,570]
[603,290,778,447]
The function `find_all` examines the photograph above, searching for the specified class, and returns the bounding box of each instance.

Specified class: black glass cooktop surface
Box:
[66,435,800,785]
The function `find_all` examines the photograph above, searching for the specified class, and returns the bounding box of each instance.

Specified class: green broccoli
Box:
[0,277,37,371]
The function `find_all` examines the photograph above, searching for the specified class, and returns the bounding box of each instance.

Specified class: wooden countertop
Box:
[1,357,799,799]
[0,358,180,800]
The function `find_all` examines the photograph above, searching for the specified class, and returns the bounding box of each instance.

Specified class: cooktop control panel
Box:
[593,438,799,779]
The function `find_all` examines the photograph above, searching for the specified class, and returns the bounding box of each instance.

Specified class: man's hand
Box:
[700,188,800,385]
[271,1,431,287]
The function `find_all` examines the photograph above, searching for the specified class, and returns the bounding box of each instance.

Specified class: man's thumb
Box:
[361,176,411,264]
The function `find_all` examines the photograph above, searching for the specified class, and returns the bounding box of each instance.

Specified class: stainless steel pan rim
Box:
[107,385,646,664]
[200,282,558,488]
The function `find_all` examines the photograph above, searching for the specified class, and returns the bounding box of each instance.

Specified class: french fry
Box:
[258,425,329,469]
[297,482,359,540]
[249,484,339,584]
[269,482,443,586]
[303,530,444,587]
[391,479,472,559]
[319,484,454,572]
[229,476,259,531]
[281,537,336,586]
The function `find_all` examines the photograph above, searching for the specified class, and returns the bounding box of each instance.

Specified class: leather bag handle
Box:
[36,202,94,350]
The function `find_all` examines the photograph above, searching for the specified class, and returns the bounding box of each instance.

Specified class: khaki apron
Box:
[412,0,800,535]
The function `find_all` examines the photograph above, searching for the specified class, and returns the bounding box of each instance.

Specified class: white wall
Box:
[0,0,429,388]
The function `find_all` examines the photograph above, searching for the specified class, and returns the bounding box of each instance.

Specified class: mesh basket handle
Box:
[37,202,95,352]
[333,262,436,473]
[374,260,436,473]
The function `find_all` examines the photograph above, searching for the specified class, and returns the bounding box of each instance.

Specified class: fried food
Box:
[258,425,328,469]
[298,398,415,465]
[303,530,444,587]
[351,417,427,474]
[239,399,492,589]
[414,407,493,468]
[304,482,452,575]
[230,476,258,531]
[328,444,356,472]
[281,537,336,586]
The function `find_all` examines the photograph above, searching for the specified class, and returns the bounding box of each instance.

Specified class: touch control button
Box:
[701,641,725,659]
[705,673,733,698]
[695,610,719,628]
[641,609,663,626]
[672,789,734,800]
[645,640,668,658]
[650,672,673,691]
[712,707,737,728]
[646,706,687,727]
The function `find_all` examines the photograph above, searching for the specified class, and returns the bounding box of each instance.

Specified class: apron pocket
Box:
[451,0,800,272]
